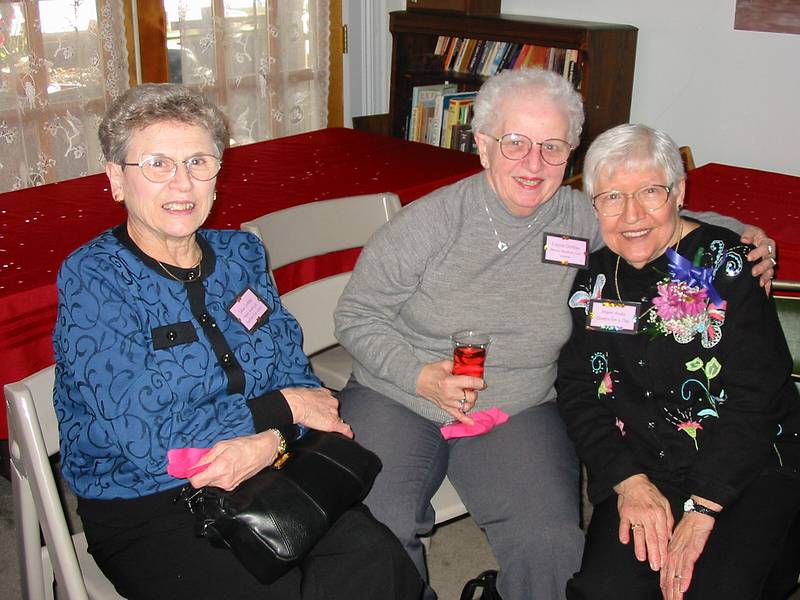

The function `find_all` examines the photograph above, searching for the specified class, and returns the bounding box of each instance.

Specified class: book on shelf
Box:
[434,35,450,55]
[444,37,463,70]
[443,94,477,150]
[431,90,476,147]
[408,82,458,143]
[512,44,532,69]
[456,38,478,73]
[467,39,487,74]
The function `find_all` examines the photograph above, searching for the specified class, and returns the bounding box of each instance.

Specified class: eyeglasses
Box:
[591,184,672,217]
[489,133,574,166]
[121,154,222,183]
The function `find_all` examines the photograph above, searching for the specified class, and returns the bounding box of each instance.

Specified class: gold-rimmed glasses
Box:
[121,154,222,183]
[591,184,672,217]
[489,133,574,166]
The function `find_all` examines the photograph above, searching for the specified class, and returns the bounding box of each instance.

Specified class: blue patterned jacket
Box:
[54,226,319,499]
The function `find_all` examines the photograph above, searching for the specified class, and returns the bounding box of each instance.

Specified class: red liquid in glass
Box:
[452,345,487,378]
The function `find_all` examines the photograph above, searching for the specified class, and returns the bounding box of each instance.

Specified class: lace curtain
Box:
[166,0,330,145]
[0,1,129,192]
[0,0,331,193]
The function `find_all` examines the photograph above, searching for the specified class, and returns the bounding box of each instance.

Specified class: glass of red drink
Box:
[451,330,491,379]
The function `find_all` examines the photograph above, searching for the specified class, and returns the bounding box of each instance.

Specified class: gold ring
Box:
[631,523,643,529]
[674,575,682,579]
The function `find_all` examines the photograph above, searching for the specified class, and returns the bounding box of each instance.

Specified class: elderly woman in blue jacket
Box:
[53,83,422,600]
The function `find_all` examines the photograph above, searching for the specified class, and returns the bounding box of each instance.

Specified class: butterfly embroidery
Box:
[569,274,606,313]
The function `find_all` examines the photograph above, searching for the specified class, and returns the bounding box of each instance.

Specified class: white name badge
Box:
[228,287,271,332]
[586,298,641,334]
[542,232,589,269]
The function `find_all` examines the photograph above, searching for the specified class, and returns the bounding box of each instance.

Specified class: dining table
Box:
[2,140,798,441]
[0,127,482,439]
[683,162,800,283]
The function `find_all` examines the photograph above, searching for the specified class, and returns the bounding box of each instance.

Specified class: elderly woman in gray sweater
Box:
[333,68,775,600]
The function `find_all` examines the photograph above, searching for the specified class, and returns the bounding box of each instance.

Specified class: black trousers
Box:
[78,490,423,600]
[566,468,800,600]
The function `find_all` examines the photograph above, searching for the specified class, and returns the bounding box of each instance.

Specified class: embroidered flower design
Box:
[676,420,703,450]
[598,371,614,396]
[652,281,708,320]
[644,248,728,348]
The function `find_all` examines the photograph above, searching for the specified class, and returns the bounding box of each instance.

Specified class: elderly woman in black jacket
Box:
[557,124,800,600]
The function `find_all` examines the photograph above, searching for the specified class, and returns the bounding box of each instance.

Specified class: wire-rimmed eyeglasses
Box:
[489,133,574,166]
[591,184,672,217]
[121,154,222,183]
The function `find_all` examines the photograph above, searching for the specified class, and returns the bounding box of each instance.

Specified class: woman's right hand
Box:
[614,473,675,571]
[281,387,353,438]
[415,359,485,424]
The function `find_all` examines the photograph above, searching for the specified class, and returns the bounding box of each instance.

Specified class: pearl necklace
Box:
[483,199,536,253]
[157,249,203,283]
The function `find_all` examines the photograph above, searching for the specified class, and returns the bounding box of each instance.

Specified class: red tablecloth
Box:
[684,163,800,282]
[0,127,481,438]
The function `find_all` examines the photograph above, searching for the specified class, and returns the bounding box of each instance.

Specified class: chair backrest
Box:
[775,294,800,381]
[6,365,122,600]
[241,193,402,356]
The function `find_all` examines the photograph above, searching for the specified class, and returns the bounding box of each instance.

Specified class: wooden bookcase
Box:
[388,10,638,167]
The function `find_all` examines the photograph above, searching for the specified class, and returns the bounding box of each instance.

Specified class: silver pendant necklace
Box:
[483,200,535,253]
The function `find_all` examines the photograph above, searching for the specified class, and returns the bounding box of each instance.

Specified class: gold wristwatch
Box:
[268,428,290,468]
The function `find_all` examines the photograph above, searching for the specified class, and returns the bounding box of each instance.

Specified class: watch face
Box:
[683,499,694,512]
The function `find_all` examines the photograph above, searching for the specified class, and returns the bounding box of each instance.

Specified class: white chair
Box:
[5,365,125,600]
[241,192,402,391]
[241,192,468,526]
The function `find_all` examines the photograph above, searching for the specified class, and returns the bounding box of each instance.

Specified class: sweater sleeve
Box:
[683,242,793,506]
[334,197,450,398]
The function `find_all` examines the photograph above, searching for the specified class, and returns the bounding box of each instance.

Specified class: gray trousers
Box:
[338,378,585,600]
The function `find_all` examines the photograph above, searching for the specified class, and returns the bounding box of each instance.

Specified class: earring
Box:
[213,191,217,202]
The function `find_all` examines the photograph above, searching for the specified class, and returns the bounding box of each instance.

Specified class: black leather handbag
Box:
[180,429,381,584]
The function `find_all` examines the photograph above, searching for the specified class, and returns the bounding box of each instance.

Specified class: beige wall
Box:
[501,0,800,176]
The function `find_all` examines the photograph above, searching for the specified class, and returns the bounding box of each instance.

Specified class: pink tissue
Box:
[440,407,509,440]
[167,447,211,479]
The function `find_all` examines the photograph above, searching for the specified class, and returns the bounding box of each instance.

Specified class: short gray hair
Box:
[470,68,584,146]
[583,124,685,197]
[99,83,230,164]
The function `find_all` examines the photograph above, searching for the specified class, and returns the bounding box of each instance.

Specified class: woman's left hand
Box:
[187,430,280,491]
[740,225,776,291]
[659,511,715,600]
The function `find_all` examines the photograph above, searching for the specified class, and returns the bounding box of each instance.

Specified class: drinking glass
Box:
[451,330,491,379]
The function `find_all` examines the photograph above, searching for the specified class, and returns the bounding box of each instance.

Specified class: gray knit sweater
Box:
[334,172,743,423]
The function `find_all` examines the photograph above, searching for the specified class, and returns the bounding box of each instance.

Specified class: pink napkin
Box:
[167,448,211,479]
[440,407,509,440]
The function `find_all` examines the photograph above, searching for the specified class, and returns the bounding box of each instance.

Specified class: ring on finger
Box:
[631,523,643,529]
[770,257,777,266]
[768,244,774,254]
[459,391,467,412]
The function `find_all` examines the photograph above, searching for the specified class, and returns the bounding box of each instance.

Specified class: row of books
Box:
[433,35,581,85]
[406,84,477,151]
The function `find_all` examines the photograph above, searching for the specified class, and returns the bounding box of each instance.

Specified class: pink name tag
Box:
[586,298,641,334]
[228,287,271,332]
[542,232,589,269]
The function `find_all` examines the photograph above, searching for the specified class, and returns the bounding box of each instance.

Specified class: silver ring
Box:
[459,392,467,412]
[768,244,774,254]
[770,257,777,266]
[631,523,643,529]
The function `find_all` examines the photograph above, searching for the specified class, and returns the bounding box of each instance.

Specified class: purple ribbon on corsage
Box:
[666,248,723,305]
